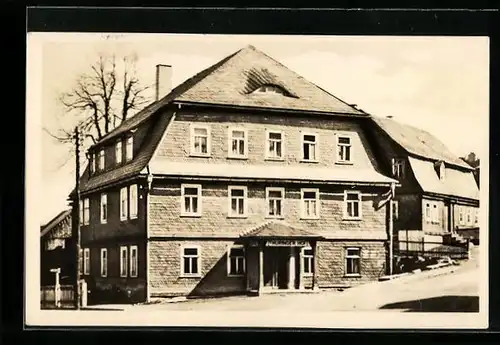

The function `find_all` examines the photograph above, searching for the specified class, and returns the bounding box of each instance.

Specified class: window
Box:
[459,206,464,225]
[120,246,128,277]
[83,248,90,275]
[302,134,317,161]
[345,248,361,276]
[266,187,284,218]
[301,188,319,219]
[100,248,107,277]
[425,203,431,222]
[89,153,95,174]
[129,245,138,278]
[181,184,202,216]
[392,200,399,220]
[98,149,105,170]
[337,135,352,163]
[120,187,128,221]
[256,85,287,95]
[100,194,108,224]
[79,198,90,225]
[129,185,138,219]
[475,208,479,225]
[301,247,314,276]
[266,131,283,159]
[191,126,210,156]
[126,136,133,161]
[438,161,445,180]
[181,246,200,277]
[432,204,439,224]
[79,249,83,276]
[115,141,122,164]
[392,158,405,178]
[344,191,362,219]
[229,128,248,158]
[228,186,247,217]
[227,245,245,276]
[466,208,472,225]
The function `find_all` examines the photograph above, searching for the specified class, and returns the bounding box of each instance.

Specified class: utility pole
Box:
[73,127,81,310]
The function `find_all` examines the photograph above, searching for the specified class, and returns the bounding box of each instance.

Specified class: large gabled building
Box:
[69,45,398,304]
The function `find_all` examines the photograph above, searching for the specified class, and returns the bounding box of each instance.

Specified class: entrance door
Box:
[263,247,289,289]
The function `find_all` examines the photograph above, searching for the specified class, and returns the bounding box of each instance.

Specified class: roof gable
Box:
[40,209,72,238]
[372,116,472,170]
[176,45,366,115]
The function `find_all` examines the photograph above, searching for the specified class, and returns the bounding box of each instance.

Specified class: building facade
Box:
[70,45,398,303]
[367,117,480,240]
[40,209,74,286]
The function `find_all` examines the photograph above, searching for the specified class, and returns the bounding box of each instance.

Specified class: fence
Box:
[395,238,469,260]
[41,285,75,309]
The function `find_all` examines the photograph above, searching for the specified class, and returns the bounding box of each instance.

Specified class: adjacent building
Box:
[69,45,400,303]
[367,116,480,243]
[40,209,74,286]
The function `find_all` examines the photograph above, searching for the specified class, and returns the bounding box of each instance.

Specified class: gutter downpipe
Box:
[145,166,153,303]
[389,182,396,276]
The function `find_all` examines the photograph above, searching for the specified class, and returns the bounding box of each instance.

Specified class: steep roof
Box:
[73,45,372,195]
[409,157,479,201]
[96,44,365,147]
[371,116,473,170]
[40,209,72,238]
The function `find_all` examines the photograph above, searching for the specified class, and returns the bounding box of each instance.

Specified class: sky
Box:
[29,33,490,225]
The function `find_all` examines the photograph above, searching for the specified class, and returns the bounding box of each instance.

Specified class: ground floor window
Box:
[130,245,138,278]
[345,247,361,276]
[181,246,201,277]
[301,247,314,276]
[100,248,107,277]
[120,246,128,277]
[227,245,245,276]
[83,248,90,275]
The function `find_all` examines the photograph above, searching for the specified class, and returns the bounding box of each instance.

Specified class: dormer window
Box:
[392,158,405,179]
[89,152,95,174]
[115,140,122,164]
[252,84,293,97]
[98,149,105,171]
[126,136,133,161]
[435,161,445,180]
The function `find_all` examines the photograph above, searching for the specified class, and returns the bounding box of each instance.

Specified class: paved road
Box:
[136,248,480,312]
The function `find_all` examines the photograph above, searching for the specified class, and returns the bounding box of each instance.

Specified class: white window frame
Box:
[181,184,202,217]
[458,205,464,225]
[301,132,319,162]
[228,127,248,159]
[190,124,211,157]
[265,187,285,218]
[425,202,431,223]
[79,200,84,225]
[83,198,90,225]
[115,140,122,164]
[431,202,439,224]
[475,208,479,225]
[129,184,138,219]
[89,153,95,174]
[392,158,405,179]
[129,245,138,278]
[83,248,90,275]
[265,130,284,160]
[301,246,314,276]
[345,247,361,277]
[300,188,320,219]
[336,133,353,164]
[126,135,134,161]
[120,246,128,277]
[180,245,202,277]
[227,244,245,277]
[120,187,128,221]
[228,186,248,218]
[100,193,108,224]
[98,149,105,171]
[344,190,362,220]
[100,248,107,277]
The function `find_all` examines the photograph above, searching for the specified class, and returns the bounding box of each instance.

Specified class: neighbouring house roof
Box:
[40,209,72,238]
[408,157,480,201]
[146,160,398,185]
[241,221,323,238]
[71,45,379,196]
[371,116,473,170]
[455,227,479,241]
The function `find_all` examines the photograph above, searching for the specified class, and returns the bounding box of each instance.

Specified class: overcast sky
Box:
[29,33,489,225]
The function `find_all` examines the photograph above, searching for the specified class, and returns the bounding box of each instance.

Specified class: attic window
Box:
[435,161,446,180]
[253,84,289,96]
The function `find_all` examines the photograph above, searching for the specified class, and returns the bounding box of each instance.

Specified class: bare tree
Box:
[45,53,152,149]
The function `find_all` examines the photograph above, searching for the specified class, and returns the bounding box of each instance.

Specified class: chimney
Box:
[155,64,172,101]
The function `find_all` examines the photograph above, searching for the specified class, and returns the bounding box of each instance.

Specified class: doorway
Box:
[263,247,289,289]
